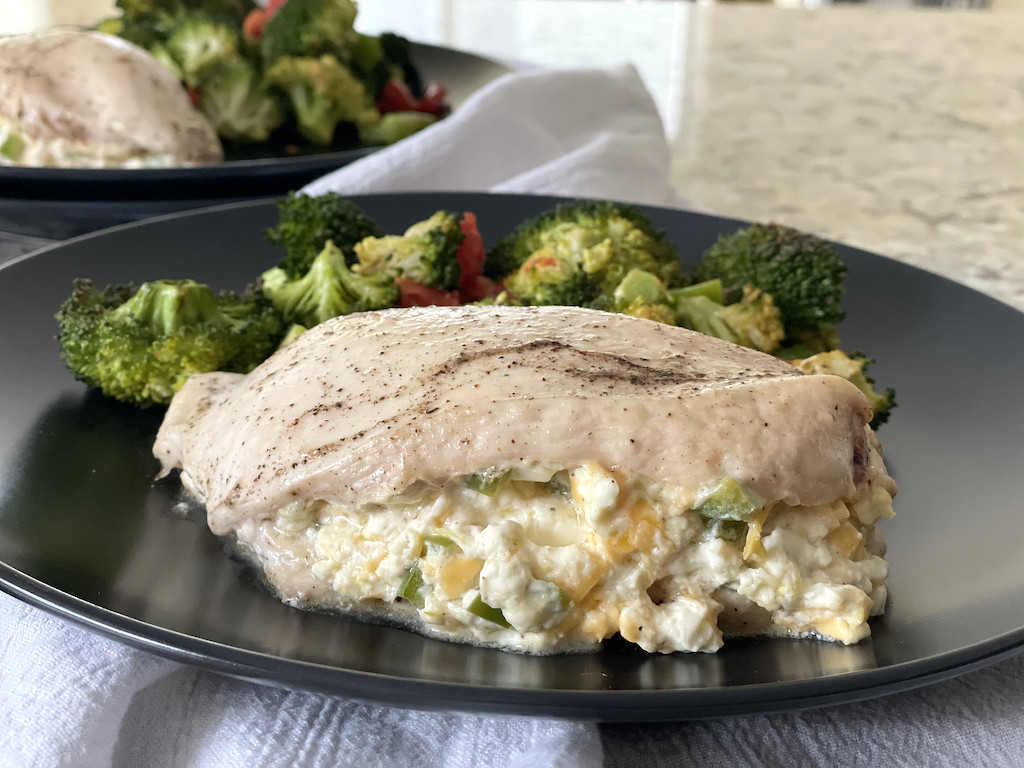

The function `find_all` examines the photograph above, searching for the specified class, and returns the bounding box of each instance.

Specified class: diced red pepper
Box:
[460,275,502,303]
[376,79,419,114]
[417,83,449,117]
[522,253,560,271]
[456,213,484,286]
[242,8,268,38]
[455,212,502,302]
[243,0,288,39]
[396,277,461,308]
[376,78,451,117]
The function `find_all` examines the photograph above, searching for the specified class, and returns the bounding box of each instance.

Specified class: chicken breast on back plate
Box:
[155,305,897,654]
[0,29,222,168]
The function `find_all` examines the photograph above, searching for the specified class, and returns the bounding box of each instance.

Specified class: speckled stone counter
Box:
[668,4,1024,312]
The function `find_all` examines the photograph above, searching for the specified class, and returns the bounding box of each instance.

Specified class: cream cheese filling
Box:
[224,461,893,654]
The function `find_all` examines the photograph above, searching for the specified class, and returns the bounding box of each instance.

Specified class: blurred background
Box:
[1,0,1022,309]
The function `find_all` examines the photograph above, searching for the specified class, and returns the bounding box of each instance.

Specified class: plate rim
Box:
[4,558,1022,721]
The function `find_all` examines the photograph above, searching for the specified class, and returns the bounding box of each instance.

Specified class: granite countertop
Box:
[668,3,1024,313]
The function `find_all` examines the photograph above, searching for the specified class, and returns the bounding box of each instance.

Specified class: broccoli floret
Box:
[260,0,358,66]
[671,282,785,354]
[162,13,241,86]
[197,59,285,142]
[486,201,684,296]
[503,251,602,308]
[265,192,383,279]
[606,268,676,324]
[378,32,423,97]
[261,240,399,327]
[353,211,464,291]
[56,278,284,407]
[695,223,847,344]
[265,54,379,146]
[778,325,842,359]
[104,10,174,50]
[359,111,437,146]
[791,350,896,429]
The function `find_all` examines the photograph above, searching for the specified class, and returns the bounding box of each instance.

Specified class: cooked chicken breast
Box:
[155,305,896,654]
[0,29,222,168]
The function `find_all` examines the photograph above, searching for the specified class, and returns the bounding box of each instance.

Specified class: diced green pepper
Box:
[613,268,670,307]
[468,594,511,628]
[694,477,763,522]
[704,517,748,542]
[465,469,511,496]
[398,564,425,608]
[422,533,460,553]
[360,111,437,147]
[1,133,25,161]
[671,277,724,304]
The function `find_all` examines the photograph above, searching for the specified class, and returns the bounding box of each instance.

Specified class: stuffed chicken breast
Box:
[154,305,896,654]
[0,29,222,168]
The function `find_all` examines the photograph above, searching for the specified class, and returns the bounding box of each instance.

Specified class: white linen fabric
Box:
[602,652,1024,768]
[0,591,599,768]
[301,63,684,207]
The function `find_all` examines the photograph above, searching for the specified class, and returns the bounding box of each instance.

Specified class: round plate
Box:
[0,45,511,239]
[1,193,1022,721]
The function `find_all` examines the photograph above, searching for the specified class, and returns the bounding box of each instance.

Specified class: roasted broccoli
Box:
[56,278,284,407]
[504,252,602,308]
[359,111,437,147]
[265,192,383,279]
[261,240,399,327]
[378,32,422,97]
[353,210,464,291]
[695,223,847,347]
[160,12,242,86]
[608,268,676,325]
[672,282,786,354]
[486,201,684,296]
[197,58,285,142]
[265,54,379,146]
[260,0,359,66]
[610,271,787,353]
[792,350,896,429]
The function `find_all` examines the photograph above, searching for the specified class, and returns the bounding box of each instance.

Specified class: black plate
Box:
[0,45,511,240]
[1,193,1023,721]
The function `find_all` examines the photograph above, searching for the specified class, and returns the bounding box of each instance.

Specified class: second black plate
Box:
[0,45,511,240]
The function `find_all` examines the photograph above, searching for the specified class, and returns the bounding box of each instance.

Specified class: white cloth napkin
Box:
[302,63,684,208]
[0,63,677,768]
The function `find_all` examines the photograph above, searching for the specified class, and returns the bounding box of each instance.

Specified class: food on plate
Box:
[96,0,449,153]
[0,29,222,169]
[55,278,284,406]
[263,191,385,278]
[793,350,896,428]
[154,304,897,654]
[52,195,897,420]
[695,222,848,355]
[260,239,399,328]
